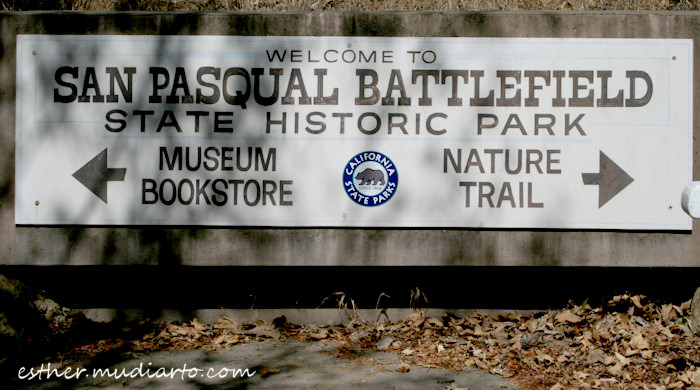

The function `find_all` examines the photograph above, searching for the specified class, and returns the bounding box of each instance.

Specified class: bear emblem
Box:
[355,168,385,185]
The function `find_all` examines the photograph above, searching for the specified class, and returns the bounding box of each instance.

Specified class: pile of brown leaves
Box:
[378,295,700,389]
[57,295,699,390]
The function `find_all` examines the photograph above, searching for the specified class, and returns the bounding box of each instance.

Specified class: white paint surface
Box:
[15,35,693,229]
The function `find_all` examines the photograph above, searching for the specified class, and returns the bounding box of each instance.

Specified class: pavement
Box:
[8,339,519,389]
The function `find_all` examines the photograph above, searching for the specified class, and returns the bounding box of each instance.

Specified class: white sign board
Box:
[16,35,693,229]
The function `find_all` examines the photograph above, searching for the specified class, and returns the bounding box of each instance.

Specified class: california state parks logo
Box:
[343,151,398,207]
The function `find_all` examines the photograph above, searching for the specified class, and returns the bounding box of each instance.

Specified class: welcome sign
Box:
[15,35,693,229]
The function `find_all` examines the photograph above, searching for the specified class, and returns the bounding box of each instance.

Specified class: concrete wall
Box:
[1,11,699,268]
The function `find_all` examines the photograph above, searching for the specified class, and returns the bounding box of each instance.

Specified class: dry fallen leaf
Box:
[631,295,645,309]
[309,328,329,340]
[608,362,624,376]
[688,369,700,385]
[680,299,692,312]
[191,318,207,332]
[213,317,238,331]
[555,311,582,324]
[615,352,631,366]
[661,304,676,322]
[474,359,490,371]
[630,334,651,350]
[246,324,281,340]
[258,367,280,378]
[573,370,589,381]
[396,363,410,373]
[536,353,554,364]
[444,385,470,390]
[586,348,606,365]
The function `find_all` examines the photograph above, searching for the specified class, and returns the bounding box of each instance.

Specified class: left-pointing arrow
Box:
[72,148,126,204]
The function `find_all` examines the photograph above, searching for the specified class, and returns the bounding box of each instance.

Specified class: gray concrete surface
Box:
[8,340,518,389]
[0,12,698,268]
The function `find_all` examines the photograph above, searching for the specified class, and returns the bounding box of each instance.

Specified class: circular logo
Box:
[343,151,398,207]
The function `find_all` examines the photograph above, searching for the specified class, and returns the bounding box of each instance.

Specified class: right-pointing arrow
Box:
[582,151,634,208]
